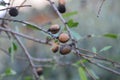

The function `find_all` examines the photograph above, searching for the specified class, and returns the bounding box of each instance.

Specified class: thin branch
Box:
[12,34,39,80]
[80,60,97,80]
[0,18,56,38]
[47,0,73,39]
[97,0,106,17]
[77,48,120,68]
[32,58,53,63]
[0,5,32,11]
[18,0,27,10]
[89,60,120,76]
[74,51,120,76]
[10,0,15,6]
[0,27,51,45]
[34,64,52,68]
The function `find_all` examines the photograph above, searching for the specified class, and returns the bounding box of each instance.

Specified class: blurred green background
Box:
[0,0,120,80]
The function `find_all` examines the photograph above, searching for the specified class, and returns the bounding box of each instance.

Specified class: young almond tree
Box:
[0,0,120,80]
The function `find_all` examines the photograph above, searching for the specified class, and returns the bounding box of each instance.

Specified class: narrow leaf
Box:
[70,30,81,41]
[24,76,33,80]
[63,11,78,17]
[5,68,16,76]
[12,42,17,51]
[67,19,79,28]
[78,67,88,80]
[103,33,118,39]
[72,60,88,67]
[25,24,41,30]
[99,46,112,52]
[8,42,18,63]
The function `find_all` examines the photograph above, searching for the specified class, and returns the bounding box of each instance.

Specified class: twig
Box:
[97,0,106,17]
[18,0,27,10]
[47,0,73,39]
[0,5,32,11]
[89,60,120,76]
[0,27,51,45]
[77,47,120,68]
[10,0,15,6]
[32,58,53,63]
[74,51,120,76]
[80,60,97,80]
[0,18,56,38]
[34,64,52,68]
[12,34,39,80]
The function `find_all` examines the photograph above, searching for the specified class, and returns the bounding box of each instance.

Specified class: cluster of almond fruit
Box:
[48,24,72,55]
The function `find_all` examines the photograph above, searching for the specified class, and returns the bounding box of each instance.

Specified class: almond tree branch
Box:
[0,27,51,45]
[79,60,97,80]
[74,51,120,76]
[12,34,39,80]
[0,18,56,38]
[89,60,120,75]
[0,5,32,11]
[97,0,106,17]
[18,0,27,10]
[47,0,73,40]
[77,48,120,68]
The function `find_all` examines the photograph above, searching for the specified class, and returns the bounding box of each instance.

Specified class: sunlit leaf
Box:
[67,19,79,28]
[99,46,112,52]
[25,24,41,30]
[12,42,17,51]
[103,33,118,39]
[8,42,17,53]
[72,61,80,67]
[24,76,33,80]
[63,11,78,17]
[80,59,88,63]
[78,67,88,80]
[72,59,88,67]
[5,68,16,76]
[70,30,81,41]
[8,42,18,63]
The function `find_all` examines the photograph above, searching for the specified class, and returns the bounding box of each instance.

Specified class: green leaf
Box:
[8,42,18,53]
[24,76,33,80]
[8,42,18,63]
[5,68,16,76]
[80,59,88,63]
[70,30,81,41]
[12,42,17,51]
[25,24,41,30]
[78,67,88,80]
[99,46,112,52]
[72,59,88,67]
[72,61,80,67]
[103,33,118,39]
[63,11,78,17]
[67,19,79,28]
[92,47,97,53]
